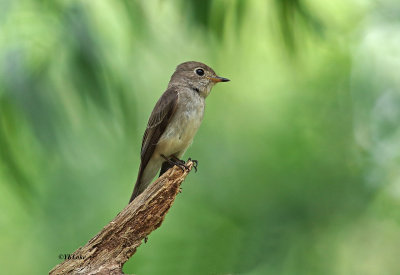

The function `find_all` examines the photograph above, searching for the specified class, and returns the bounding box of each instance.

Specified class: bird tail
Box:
[129,161,174,203]
[129,177,142,203]
[129,163,145,203]
[129,185,140,203]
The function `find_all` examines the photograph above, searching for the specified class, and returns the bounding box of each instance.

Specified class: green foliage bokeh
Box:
[1,1,400,274]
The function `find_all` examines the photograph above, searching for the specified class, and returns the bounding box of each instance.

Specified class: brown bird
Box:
[129,61,229,203]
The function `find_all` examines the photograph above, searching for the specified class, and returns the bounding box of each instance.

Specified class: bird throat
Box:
[192,87,200,94]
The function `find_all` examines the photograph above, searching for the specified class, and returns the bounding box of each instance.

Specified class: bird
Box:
[129,61,230,203]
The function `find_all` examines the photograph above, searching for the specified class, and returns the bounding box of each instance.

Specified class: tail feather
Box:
[129,163,145,203]
[129,161,174,203]
[129,179,141,203]
[130,160,178,203]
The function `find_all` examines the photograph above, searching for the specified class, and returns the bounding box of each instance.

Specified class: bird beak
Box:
[210,76,230,83]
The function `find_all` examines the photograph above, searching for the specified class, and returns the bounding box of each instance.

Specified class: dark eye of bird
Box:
[195,68,204,76]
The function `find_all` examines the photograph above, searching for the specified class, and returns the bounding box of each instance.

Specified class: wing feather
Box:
[129,88,178,202]
[141,88,178,164]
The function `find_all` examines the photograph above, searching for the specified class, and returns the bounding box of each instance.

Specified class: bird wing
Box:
[141,88,179,165]
[130,88,179,202]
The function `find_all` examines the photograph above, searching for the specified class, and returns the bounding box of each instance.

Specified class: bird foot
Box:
[187,158,198,172]
[160,155,198,172]
[161,155,189,172]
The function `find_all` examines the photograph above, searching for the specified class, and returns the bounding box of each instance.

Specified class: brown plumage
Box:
[129,61,229,203]
[130,89,178,200]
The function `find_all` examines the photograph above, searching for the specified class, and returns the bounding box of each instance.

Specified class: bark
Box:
[49,161,194,275]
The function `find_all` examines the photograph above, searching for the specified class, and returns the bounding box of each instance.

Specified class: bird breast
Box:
[158,90,205,156]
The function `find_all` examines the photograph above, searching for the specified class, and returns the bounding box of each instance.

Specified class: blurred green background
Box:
[1,0,400,274]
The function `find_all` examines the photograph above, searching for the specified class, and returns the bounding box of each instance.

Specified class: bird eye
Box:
[195,68,204,76]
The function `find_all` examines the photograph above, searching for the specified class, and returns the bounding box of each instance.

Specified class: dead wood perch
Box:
[49,160,194,275]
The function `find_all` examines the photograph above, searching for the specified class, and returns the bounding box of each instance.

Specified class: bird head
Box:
[169,61,230,98]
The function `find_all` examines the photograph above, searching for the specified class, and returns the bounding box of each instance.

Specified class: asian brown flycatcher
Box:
[129,61,229,202]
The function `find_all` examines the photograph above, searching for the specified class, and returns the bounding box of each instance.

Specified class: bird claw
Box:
[164,155,189,171]
[188,158,198,172]
[174,159,188,171]
[161,154,198,172]
[177,163,188,172]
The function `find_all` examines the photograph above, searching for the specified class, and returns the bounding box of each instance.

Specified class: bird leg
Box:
[170,155,186,166]
[160,154,188,172]
[172,156,198,172]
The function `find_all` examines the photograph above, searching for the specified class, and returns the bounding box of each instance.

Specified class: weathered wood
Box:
[50,161,194,275]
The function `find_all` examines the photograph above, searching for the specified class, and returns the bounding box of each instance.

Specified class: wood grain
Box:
[50,161,194,275]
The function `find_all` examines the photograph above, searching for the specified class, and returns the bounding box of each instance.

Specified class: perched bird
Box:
[129,61,229,202]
